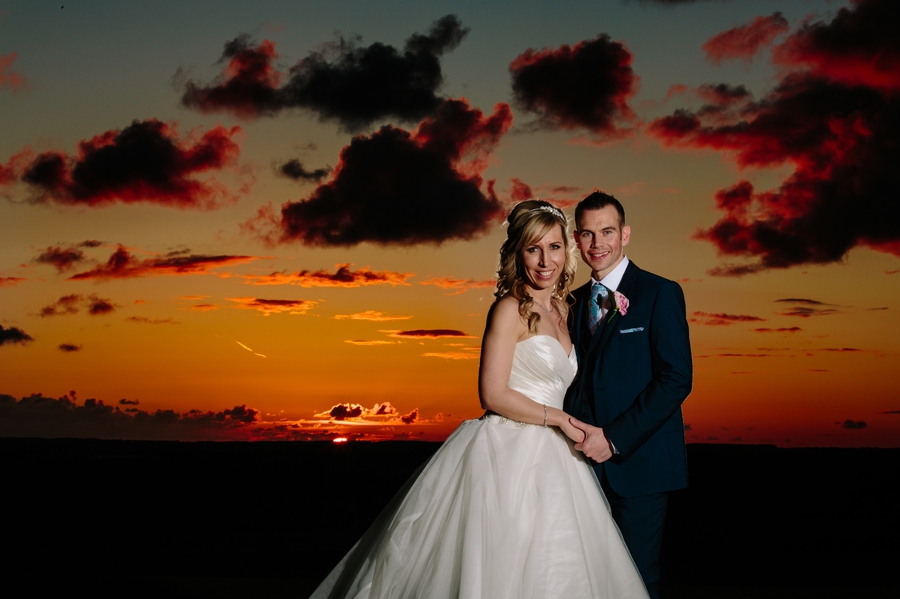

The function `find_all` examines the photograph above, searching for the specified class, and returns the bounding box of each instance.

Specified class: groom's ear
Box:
[621,225,631,247]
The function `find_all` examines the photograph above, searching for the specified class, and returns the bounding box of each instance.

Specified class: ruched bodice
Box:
[507,335,577,409]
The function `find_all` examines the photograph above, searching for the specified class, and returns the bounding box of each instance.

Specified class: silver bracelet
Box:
[543,405,548,428]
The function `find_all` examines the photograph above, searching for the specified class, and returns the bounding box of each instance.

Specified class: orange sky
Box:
[1,1,898,446]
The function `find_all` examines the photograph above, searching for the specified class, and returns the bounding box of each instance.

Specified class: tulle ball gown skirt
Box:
[309,416,649,599]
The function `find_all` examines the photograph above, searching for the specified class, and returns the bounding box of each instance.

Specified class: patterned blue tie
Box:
[589,282,608,334]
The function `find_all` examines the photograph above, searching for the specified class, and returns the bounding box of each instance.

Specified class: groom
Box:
[565,191,692,599]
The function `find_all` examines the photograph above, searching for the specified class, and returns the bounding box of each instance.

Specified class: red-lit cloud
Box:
[243,98,511,247]
[690,311,766,326]
[648,0,900,275]
[0,325,33,346]
[69,246,259,280]
[510,34,638,139]
[335,311,412,322]
[504,178,581,207]
[754,327,802,333]
[6,119,243,209]
[226,296,317,315]
[244,263,413,287]
[180,15,468,131]
[0,52,28,92]
[419,276,496,295]
[702,12,789,64]
[423,351,479,360]
[34,240,103,272]
[58,343,82,352]
[0,277,25,287]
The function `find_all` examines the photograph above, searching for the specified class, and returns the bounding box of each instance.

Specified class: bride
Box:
[310,200,649,598]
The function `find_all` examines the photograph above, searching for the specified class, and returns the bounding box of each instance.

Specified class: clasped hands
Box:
[564,418,614,463]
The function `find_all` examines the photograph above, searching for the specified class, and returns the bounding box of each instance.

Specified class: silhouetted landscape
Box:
[5,439,898,598]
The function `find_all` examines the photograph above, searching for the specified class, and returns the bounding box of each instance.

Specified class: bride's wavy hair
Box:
[495,200,577,334]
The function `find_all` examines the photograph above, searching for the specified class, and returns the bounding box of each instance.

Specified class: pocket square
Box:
[619,327,644,334]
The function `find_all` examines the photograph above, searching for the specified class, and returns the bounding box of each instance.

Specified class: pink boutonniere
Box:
[607,291,629,323]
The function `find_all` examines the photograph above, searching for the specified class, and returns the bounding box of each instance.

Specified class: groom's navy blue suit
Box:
[565,260,692,598]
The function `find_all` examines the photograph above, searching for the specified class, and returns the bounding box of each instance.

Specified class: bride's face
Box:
[520,223,566,292]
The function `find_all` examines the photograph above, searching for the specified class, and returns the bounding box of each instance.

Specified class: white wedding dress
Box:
[310,335,649,599]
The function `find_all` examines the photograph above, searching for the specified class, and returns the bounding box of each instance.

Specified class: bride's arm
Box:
[478,298,584,442]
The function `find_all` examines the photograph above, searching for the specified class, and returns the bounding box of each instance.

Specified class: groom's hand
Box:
[570,419,614,463]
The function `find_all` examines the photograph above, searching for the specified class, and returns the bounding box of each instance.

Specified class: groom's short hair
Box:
[575,191,626,228]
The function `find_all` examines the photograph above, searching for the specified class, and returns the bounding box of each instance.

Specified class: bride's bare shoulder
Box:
[485,295,527,338]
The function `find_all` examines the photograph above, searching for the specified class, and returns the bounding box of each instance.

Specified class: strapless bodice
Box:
[506,335,577,410]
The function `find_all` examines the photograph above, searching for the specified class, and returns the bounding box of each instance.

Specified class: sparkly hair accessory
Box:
[529,204,565,221]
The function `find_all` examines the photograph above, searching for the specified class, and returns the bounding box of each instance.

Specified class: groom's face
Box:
[575,206,630,280]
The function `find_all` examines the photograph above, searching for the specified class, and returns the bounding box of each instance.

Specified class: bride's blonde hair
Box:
[495,200,577,334]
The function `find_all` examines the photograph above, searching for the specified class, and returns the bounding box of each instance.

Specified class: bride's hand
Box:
[560,416,586,444]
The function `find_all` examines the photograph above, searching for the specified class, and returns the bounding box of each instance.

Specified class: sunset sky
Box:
[2,0,897,446]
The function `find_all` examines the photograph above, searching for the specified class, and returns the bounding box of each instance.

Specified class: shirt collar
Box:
[591,256,629,292]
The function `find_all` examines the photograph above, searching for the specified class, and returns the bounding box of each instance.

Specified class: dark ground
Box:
[3,439,898,598]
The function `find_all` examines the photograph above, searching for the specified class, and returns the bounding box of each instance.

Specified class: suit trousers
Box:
[600,468,668,599]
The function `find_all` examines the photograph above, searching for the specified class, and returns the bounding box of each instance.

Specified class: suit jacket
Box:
[564,260,692,497]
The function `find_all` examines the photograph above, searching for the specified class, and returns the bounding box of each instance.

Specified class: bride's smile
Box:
[522,223,566,292]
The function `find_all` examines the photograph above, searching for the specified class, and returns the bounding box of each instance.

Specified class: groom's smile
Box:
[575,205,631,280]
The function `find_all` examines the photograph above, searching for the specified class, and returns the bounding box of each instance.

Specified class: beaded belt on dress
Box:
[479,410,544,428]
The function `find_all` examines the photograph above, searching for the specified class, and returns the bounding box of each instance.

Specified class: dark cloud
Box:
[5,119,243,209]
[509,34,638,138]
[329,404,364,420]
[34,241,101,272]
[87,295,116,315]
[180,15,469,131]
[842,419,867,429]
[775,298,827,305]
[0,324,33,346]
[58,343,82,352]
[754,326,802,333]
[0,391,261,441]
[277,159,330,182]
[690,311,765,326]
[779,306,839,318]
[126,317,180,325]
[36,293,115,317]
[648,0,900,275]
[69,245,259,280]
[880,410,900,414]
[244,263,413,287]
[400,408,419,425]
[243,98,511,247]
[716,353,769,358]
[702,12,789,64]
[773,0,900,90]
[226,297,317,315]
[119,398,140,405]
[389,329,474,339]
[38,294,82,317]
